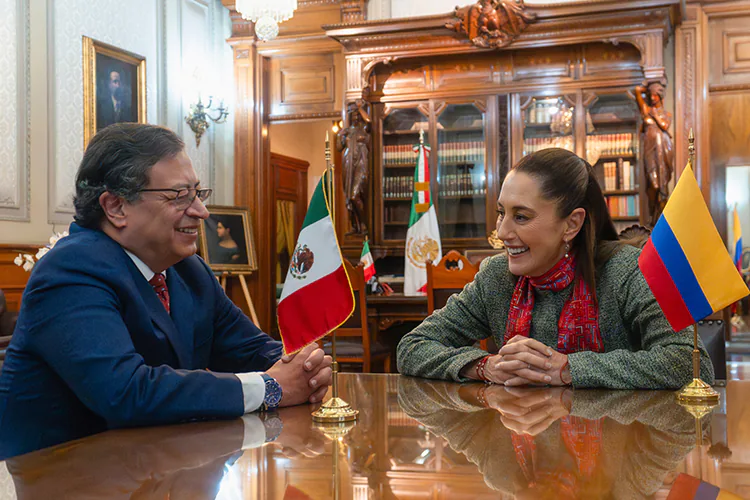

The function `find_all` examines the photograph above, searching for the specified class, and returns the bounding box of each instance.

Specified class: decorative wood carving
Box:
[339,99,371,235]
[446,0,536,49]
[326,2,677,103]
[636,80,674,226]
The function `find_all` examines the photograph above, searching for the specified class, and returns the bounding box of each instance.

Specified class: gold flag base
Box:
[677,378,720,405]
[312,397,359,423]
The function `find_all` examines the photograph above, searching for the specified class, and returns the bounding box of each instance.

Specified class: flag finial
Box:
[419,128,424,145]
[688,128,695,167]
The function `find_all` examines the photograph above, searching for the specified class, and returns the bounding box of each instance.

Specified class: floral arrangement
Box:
[14,231,69,272]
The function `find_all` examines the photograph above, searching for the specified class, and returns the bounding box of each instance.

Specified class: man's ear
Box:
[564,207,586,242]
[99,192,128,229]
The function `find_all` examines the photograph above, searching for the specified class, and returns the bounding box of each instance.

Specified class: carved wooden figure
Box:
[338,100,371,235]
[446,0,536,49]
[635,80,674,226]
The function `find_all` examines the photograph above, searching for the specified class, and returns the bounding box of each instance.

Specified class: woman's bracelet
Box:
[476,355,492,383]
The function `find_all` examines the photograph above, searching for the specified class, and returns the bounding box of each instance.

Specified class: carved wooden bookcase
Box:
[327,0,679,266]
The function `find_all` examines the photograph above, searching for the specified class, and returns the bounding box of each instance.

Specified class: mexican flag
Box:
[404,140,442,296]
[277,173,354,354]
[360,239,376,281]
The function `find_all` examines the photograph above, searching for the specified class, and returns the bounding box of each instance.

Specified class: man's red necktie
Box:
[149,274,170,314]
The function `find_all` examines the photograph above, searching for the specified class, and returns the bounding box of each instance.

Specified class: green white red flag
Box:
[277,173,354,354]
[360,239,375,281]
[404,140,442,296]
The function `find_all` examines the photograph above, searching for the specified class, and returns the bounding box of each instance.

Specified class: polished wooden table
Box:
[1,373,749,499]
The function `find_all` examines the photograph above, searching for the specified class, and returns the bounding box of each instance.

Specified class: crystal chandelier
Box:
[234,0,298,23]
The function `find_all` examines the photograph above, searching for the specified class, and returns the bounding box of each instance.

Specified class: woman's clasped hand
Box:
[482,336,572,387]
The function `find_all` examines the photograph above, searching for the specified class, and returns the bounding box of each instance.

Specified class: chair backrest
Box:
[338,260,370,350]
[426,250,479,314]
[0,289,18,338]
[697,319,727,380]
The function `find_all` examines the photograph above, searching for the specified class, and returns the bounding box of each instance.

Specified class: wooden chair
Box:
[321,260,391,373]
[426,250,497,351]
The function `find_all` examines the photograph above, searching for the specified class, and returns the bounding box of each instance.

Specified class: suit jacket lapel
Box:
[128,262,192,369]
[165,268,195,369]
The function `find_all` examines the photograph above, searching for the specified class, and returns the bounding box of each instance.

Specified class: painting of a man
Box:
[96,54,136,130]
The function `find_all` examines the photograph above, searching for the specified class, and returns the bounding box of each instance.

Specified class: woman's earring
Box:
[564,242,570,258]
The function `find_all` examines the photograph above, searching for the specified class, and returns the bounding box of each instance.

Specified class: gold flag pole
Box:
[677,129,720,406]
[312,131,359,424]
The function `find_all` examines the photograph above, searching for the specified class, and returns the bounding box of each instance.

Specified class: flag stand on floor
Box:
[312,131,359,425]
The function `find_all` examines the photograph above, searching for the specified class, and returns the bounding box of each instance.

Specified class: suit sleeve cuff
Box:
[240,414,267,449]
[235,372,265,413]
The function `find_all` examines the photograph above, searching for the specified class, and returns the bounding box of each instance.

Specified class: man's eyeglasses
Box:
[138,187,213,209]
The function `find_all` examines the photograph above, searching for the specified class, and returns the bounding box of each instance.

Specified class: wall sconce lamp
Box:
[185,97,229,147]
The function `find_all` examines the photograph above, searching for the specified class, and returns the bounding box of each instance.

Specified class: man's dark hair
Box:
[74,123,185,228]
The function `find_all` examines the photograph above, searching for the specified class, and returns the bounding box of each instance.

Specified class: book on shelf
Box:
[437,141,484,164]
[586,133,637,161]
[605,194,639,217]
[523,136,574,155]
[602,158,637,191]
[438,173,487,197]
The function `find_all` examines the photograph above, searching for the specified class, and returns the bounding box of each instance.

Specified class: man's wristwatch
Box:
[259,411,283,442]
[260,373,282,411]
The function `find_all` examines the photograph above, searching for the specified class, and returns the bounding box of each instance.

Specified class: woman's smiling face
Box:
[496,170,583,277]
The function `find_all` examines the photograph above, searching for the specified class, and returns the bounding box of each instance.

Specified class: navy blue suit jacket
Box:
[0,223,282,458]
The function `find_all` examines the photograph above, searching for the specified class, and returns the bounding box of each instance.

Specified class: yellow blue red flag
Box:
[733,205,743,272]
[667,473,743,500]
[638,165,749,331]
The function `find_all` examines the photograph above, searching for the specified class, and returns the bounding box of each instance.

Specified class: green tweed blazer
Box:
[397,245,715,389]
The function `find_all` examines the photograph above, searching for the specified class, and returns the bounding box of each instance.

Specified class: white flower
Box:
[23,254,34,264]
[49,231,69,247]
[36,247,50,260]
[22,260,34,272]
[14,254,23,266]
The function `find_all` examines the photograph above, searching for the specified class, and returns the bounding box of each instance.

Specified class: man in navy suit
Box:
[0,123,332,458]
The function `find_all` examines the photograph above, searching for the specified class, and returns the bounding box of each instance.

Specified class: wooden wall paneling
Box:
[676,5,710,194]
[231,42,274,331]
[708,11,750,88]
[708,92,750,242]
[269,52,343,120]
[0,245,37,313]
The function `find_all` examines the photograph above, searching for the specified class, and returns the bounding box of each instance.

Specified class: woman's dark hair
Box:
[212,214,247,260]
[513,148,620,296]
[74,123,185,228]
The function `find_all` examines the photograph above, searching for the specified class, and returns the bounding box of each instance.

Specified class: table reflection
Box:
[2,375,747,499]
[398,378,703,499]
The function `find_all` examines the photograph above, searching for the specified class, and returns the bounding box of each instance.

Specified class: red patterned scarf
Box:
[504,253,604,354]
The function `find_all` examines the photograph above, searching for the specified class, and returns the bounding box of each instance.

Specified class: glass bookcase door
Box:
[584,91,641,232]
[522,95,575,156]
[435,103,486,240]
[382,106,429,242]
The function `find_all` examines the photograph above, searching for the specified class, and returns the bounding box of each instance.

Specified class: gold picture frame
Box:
[199,206,258,273]
[82,36,146,147]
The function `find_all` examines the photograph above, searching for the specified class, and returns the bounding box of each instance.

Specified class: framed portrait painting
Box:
[199,206,258,273]
[82,36,146,146]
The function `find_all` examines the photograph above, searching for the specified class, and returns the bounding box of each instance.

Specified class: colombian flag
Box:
[733,206,743,272]
[638,165,749,331]
[667,473,743,499]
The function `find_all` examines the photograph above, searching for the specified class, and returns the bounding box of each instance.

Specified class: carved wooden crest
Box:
[446,0,536,49]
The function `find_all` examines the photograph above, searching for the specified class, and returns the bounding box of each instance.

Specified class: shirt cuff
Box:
[240,414,266,450]
[235,372,265,413]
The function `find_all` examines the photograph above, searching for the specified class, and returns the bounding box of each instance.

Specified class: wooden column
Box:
[231,41,273,331]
